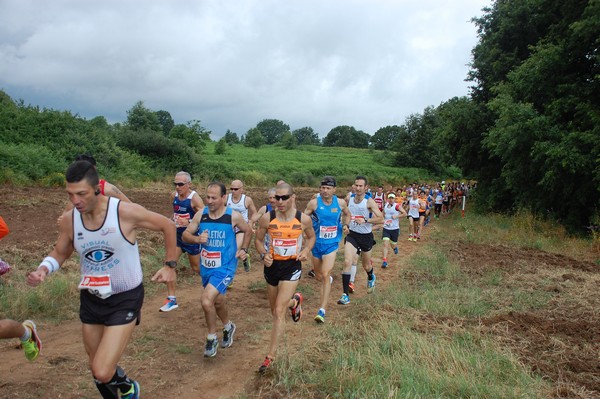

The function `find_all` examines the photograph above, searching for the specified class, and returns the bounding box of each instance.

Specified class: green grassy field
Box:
[198,143,444,188]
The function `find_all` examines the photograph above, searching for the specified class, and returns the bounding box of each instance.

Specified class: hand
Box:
[296,249,309,262]
[151,266,176,284]
[236,249,248,261]
[27,268,48,287]
[262,253,273,267]
[198,229,209,244]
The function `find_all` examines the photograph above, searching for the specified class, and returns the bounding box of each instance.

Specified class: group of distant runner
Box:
[0,154,473,398]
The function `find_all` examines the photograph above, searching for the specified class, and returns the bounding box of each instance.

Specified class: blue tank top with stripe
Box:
[311,195,343,244]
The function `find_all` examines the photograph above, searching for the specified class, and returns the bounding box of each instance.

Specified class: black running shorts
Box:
[345,231,375,253]
[80,284,144,326]
[264,259,302,286]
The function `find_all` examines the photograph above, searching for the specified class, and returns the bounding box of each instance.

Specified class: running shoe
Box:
[393,246,399,255]
[307,269,316,278]
[221,322,237,348]
[159,297,179,312]
[204,338,218,357]
[382,260,388,268]
[290,293,303,322]
[348,282,355,293]
[121,380,140,399]
[417,234,421,240]
[367,274,377,293]
[337,293,350,305]
[314,309,326,323]
[258,356,274,374]
[21,320,42,361]
[243,258,251,272]
[408,234,413,241]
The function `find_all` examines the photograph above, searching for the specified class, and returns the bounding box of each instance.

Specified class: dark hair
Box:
[207,181,227,196]
[66,160,99,186]
[74,154,97,166]
[355,175,368,186]
[320,176,336,187]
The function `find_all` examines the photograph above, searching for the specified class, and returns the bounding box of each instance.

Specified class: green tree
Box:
[244,127,265,149]
[280,131,297,149]
[292,126,320,145]
[155,110,174,136]
[169,120,211,152]
[256,119,290,144]
[323,125,370,148]
[370,125,402,150]
[215,138,228,155]
[125,101,161,132]
[223,129,240,145]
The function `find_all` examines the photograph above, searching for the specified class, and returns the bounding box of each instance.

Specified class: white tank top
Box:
[73,197,142,294]
[348,196,372,234]
[408,198,421,218]
[383,203,401,230]
[227,193,249,221]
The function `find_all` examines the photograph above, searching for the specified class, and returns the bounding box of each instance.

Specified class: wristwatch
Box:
[260,253,266,260]
[241,248,249,253]
[165,260,177,268]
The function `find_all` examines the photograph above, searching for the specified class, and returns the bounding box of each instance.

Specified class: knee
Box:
[201,296,213,311]
[91,364,115,384]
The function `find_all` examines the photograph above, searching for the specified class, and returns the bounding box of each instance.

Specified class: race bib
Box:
[174,213,190,228]
[350,215,365,226]
[319,226,338,239]
[201,249,222,268]
[273,238,298,257]
[78,274,112,299]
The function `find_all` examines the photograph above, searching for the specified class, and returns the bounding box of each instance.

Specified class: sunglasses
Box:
[275,194,291,201]
[173,182,187,187]
[230,187,241,191]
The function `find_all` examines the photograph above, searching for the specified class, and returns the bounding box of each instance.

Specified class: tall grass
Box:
[437,208,599,264]
[258,242,552,398]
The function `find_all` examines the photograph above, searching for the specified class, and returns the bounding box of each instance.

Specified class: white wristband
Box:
[38,256,60,274]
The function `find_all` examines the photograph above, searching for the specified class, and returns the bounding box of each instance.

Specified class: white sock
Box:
[207,333,218,341]
[329,275,334,285]
[350,265,357,282]
[224,321,232,330]
[20,327,31,342]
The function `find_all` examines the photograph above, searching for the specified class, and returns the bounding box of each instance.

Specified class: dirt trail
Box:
[0,186,422,398]
[1,186,598,398]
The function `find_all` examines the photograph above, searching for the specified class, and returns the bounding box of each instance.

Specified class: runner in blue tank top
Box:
[160,171,205,313]
[183,182,252,359]
[304,176,351,323]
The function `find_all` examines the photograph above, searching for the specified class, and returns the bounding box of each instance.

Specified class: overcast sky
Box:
[0,0,489,138]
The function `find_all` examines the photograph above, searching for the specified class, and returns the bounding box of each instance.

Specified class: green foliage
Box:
[125,101,161,132]
[223,129,240,145]
[0,142,66,184]
[322,125,370,148]
[435,0,600,232]
[256,118,290,144]
[370,125,402,150]
[392,107,445,174]
[168,120,211,152]
[279,131,297,149]
[155,110,174,136]
[117,128,202,174]
[244,127,265,149]
[214,137,228,155]
[292,126,320,145]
